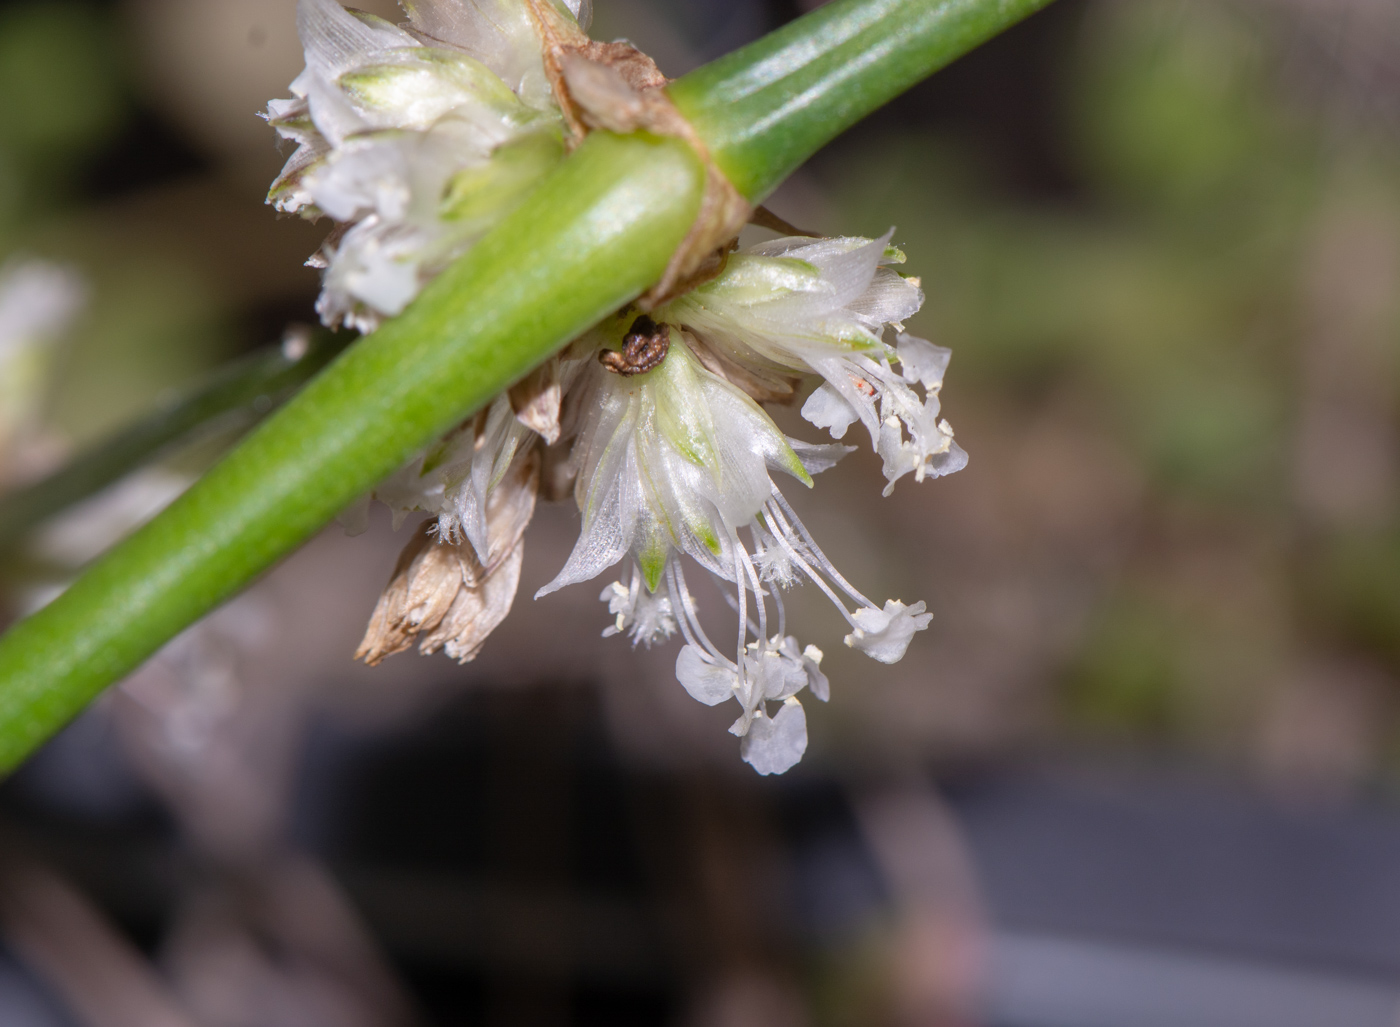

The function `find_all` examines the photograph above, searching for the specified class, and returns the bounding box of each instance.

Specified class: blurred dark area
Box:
[0,0,1398,1024]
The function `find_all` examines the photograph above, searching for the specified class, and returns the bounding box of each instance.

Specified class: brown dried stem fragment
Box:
[508,356,563,443]
[750,205,821,238]
[523,0,751,307]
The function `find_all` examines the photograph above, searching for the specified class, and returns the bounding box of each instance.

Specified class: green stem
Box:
[0,131,704,766]
[0,330,348,550]
[669,0,1054,202]
[0,0,1052,770]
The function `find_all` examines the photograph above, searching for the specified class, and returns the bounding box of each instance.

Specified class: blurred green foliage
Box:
[1064,593,1186,736]
[832,0,1400,752]
[0,2,233,449]
[0,1,128,217]
[1307,529,1400,674]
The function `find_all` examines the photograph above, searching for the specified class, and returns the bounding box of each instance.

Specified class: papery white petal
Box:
[318,217,424,324]
[600,573,676,646]
[741,699,808,776]
[298,0,417,81]
[400,0,562,109]
[675,644,736,706]
[801,382,861,440]
[803,644,830,702]
[788,437,855,476]
[895,333,951,389]
[844,599,932,664]
[848,267,922,326]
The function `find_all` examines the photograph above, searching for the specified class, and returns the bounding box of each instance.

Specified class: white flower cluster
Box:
[270,1,966,774]
[267,0,588,331]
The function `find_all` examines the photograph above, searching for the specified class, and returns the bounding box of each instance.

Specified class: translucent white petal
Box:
[895,333,951,389]
[927,438,969,478]
[536,427,639,596]
[400,0,557,109]
[844,599,932,664]
[675,644,737,706]
[803,645,830,702]
[787,437,855,476]
[740,234,891,316]
[848,267,922,326]
[801,382,861,440]
[741,699,808,775]
[297,0,418,81]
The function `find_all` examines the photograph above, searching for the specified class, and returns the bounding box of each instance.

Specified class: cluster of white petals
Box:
[267,0,588,331]
[659,233,967,494]
[268,1,965,774]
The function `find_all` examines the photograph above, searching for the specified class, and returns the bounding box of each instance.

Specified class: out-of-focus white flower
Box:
[267,0,589,331]
[0,258,85,475]
[658,232,968,494]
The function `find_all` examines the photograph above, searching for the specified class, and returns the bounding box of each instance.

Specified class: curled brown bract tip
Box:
[523,0,752,308]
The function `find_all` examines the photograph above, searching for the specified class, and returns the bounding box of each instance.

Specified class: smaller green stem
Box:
[0,330,348,550]
[669,0,1053,202]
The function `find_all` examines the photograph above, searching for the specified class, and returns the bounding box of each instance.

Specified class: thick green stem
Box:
[0,131,703,767]
[0,0,1052,770]
[669,0,1053,202]
[0,330,348,550]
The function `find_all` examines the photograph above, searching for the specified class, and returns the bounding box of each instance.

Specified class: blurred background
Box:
[0,0,1398,1023]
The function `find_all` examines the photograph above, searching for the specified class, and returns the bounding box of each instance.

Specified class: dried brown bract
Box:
[522,0,752,307]
[356,451,539,665]
[508,356,563,444]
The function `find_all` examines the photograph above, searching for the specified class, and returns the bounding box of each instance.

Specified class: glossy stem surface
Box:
[669,0,1052,202]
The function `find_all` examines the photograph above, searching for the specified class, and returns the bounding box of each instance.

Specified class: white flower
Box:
[260,5,960,777]
[657,232,967,494]
[600,570,676,647]
[538,326,818,596]
[843,599,933,664]
[741,698,808,776]
[267,0,587,331]
[532,317,930,772]
[375,393,536,551]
